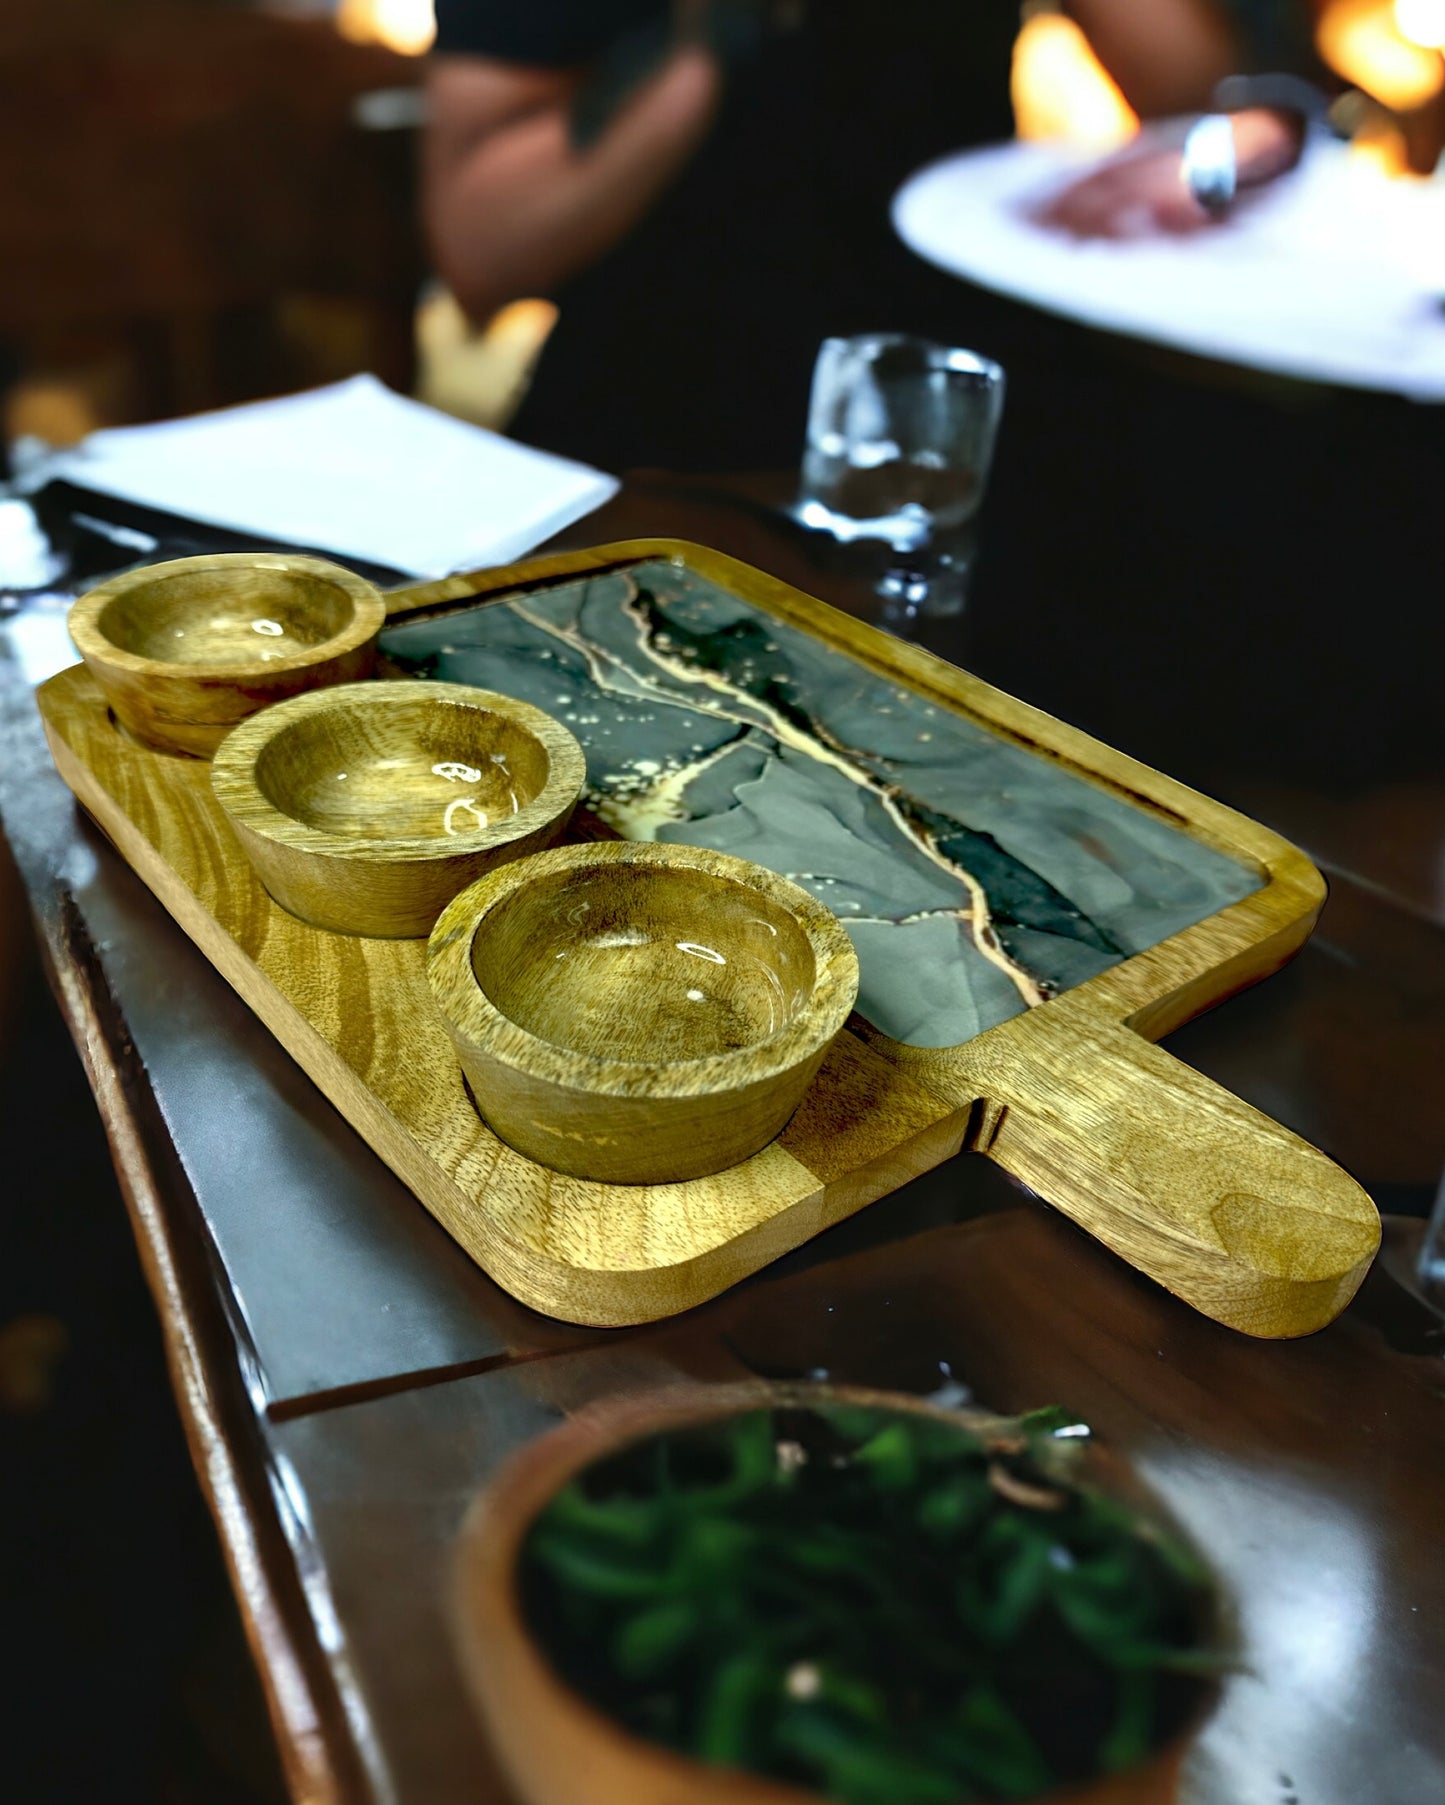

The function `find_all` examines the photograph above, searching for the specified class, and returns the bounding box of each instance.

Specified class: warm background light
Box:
[416,293,558,430]
[336,0,436,57]
[1348,115,1418,172]
[1317,0,1445,110]
[1394,0,1445,49]
[1010,7,1139,150]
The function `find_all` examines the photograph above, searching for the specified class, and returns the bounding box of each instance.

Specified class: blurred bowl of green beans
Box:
[452,1383,1226,1805]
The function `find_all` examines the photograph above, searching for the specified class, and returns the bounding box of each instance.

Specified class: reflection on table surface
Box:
[1,470,1442,1803]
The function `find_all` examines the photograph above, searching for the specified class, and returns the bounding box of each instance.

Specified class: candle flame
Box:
[1011,9,1140,151]
[336,0,435,58]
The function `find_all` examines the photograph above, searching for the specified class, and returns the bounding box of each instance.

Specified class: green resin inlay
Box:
[382,559,1260,1048]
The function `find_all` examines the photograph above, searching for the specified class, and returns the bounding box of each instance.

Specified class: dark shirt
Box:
[431,0,1020,470]
[1215,0,1319,76]
[434,0,663,66]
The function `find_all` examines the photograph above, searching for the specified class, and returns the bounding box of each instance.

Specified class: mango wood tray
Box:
[37,540,1380,1336]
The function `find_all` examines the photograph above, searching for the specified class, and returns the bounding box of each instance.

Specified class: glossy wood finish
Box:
[386,540,1379,1337]
[69,552,385,756]
[4,469,1444,1805]
[454,1383,1210,1805]
[43,539,1378,1331]
[37,658,956,1327]
[210,679,585,938]
[429,842,859,1183]
[951,998,1380,1338]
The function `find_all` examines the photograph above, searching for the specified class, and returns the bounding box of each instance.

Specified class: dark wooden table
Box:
[2,472,1442,1805]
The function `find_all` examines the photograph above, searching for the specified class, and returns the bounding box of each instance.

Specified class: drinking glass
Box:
[1417,1163,1445,1312]
[795,334,1005,626]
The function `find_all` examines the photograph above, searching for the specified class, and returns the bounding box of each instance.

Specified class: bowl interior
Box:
[98,565,359,668]
[470,863,819,1063]
[255,695,552,843]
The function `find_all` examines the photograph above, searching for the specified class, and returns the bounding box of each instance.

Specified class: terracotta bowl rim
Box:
[452,1380,1222,1805]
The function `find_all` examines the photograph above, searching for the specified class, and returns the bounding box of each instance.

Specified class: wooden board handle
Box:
[970,1001,1381,1338]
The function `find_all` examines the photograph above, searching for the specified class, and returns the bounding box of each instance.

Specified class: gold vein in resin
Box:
[509,581,1045,1008]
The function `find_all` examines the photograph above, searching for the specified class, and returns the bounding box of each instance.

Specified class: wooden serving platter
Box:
[38,539,1380,1336]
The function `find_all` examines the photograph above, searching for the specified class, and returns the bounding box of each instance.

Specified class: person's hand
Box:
[1032,110,1305,243]
[1032,142,1213,241]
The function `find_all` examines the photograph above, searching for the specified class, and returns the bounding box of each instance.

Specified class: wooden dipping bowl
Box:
[427,841,860,1183]
[68,552,386,755]
[211,679,586,938]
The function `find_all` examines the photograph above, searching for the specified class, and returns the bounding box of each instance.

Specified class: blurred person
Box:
[1039,0,1322,237]
[424,0,1255,471]
[424,0,1012,469]
[1041,0,1444,238]
[423,0,1443,802]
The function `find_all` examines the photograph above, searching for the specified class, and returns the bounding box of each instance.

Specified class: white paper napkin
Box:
[53,375,619,577]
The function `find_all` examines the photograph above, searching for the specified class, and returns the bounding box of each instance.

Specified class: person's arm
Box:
[1066,0,1239,116]
[423,43,719,325]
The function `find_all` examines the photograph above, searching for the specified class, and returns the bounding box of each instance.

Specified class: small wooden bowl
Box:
[68,552,386,756]
[452,1383,1221,1805]
[210,679,586,938]
[427,841,860,1183]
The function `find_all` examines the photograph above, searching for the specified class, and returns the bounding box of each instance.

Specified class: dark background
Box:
[2,4,1440,1801]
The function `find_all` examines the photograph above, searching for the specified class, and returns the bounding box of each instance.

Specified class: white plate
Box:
[893,136,1445,399]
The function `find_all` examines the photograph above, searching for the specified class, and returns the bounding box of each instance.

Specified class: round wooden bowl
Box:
[68,552,386,756]
[452,1382,1220,1805]
[210,679,586,938]
[426,842,860,1183]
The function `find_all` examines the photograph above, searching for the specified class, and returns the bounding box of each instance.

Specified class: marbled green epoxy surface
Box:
[382,559,1260,1048]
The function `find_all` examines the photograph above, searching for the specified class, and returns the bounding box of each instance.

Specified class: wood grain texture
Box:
[38,539,1380,1333]
[428,841,859,1184]
[209,678,585,938]
[381,541,1379,1337]
[68,552,386,756]
[37,661,961,1327]
[960,997,1382,1339]
[452,1383,1207,1805]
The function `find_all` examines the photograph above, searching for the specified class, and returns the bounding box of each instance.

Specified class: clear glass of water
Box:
[795,334,1005,625]
[1417,1164,1445,1312]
